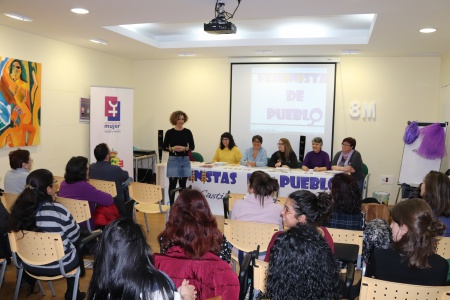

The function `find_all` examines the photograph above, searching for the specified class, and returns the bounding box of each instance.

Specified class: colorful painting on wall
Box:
[0,57,41,147]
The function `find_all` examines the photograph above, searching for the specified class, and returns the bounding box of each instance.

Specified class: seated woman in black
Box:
[268,138,298,169]
[350,198,448,299]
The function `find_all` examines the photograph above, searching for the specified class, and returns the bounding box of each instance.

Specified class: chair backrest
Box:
[129,182,163,204]
[88,179,117,197]
[53,175,65,193]
[8,231,65,266]
[359,276,450,300]
[275,196,287,206]
[223,219,279,253]
[1,192,19,213]
[191,152,204,162]
[56,197,91,224]
[361,203,391,224]
[253,259,269,293]
[362,163,369,176]
[325,227,363,255]
[437,236,450,259]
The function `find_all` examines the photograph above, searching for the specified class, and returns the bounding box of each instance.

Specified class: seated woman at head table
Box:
[301,137,331,171]
[331,137,365,194]
[212,132,242,165]
[267,138,298,169]
[240,134,268,167]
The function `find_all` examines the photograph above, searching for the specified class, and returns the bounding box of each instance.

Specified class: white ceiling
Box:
[1,0,449,60]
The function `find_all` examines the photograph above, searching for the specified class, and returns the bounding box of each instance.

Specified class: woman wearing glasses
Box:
[212,132,242,164]
[331,137,364,194]
[240,135,268,167]
[268,138,298,169]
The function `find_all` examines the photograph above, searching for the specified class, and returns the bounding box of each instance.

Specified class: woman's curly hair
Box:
[331,173,361,214]
[259,224,342,300]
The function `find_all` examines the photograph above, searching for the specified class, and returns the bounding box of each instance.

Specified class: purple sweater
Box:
[302,150,331,170]
[59,180,114,228]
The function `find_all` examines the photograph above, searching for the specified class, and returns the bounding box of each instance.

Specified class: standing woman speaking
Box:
[163,111,195,206]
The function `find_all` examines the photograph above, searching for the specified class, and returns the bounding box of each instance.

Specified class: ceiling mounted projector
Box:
[204,20,236,34]
[204,0,240,34]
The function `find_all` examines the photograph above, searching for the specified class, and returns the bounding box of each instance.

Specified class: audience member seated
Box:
[156,189,238,299]
[89,143,132,217]
[301,137,331,171]
[240,135,268,167]
[212,132,242,164]
[259,225,342,300]
[361,219,392,269]
[322,173,365,230]
[420,170,450,236]
[88,218,196,300]
[331,137,365,194]
[6,169,85,300]
[268,138,298,169]
[59,156,116,229]
[232,170,281,260]
[232,170,281,227]
[349,198,448,299]
[4,148,32,194]
[265,190,334,262]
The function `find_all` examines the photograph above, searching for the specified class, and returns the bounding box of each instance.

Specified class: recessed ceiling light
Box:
[419,28,436,33]
[71,8,89,14]
[90,39,108,45]
[341,50,360,55]
[4,13,33,22]
[177,52,196,57]
[269,58,283,61]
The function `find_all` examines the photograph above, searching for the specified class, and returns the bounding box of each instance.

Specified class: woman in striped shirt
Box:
[7,169,85,300]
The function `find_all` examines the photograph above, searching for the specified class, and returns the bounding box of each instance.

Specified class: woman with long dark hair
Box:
[349,198,448,299]
[88,218,196,300]
[421,170,450,236]
[260,225,342,300]
[323,173,364,230]
[156,189,238,299]
[212,132,242,164]
[268,138,298,169]
[7,169,84,300]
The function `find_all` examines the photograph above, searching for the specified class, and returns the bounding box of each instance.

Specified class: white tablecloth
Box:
[156,162,334,215]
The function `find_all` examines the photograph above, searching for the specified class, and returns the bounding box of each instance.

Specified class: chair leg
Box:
[144,213,150,232]
[71,269,81,300]
[47,281,54,296]
[0,260,6,291]
[13,268,23,300]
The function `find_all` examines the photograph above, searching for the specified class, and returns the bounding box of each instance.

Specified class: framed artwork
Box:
[0,57,42,147]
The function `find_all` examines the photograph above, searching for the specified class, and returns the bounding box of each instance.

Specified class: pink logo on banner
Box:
[105,96,120,121]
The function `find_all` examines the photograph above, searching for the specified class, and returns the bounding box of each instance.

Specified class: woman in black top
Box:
[268,138,298,169]
[163,111,195,206]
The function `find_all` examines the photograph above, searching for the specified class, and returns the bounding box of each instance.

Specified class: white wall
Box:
[0,25,133,180]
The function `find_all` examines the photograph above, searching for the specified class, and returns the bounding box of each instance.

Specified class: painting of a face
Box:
[10,62,22,82]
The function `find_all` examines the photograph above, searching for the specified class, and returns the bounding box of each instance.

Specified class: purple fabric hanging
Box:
[403,121,420,144]
[417,123,447,159]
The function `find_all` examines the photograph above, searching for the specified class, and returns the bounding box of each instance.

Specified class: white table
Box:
[156,162,334,215]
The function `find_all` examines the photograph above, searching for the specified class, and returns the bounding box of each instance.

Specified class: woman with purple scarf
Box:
[331,137,365,195]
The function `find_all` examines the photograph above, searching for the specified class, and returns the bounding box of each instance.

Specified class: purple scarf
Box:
[337,149,354,166]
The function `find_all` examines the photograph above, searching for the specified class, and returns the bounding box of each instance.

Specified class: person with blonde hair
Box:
[268,138,298,168]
